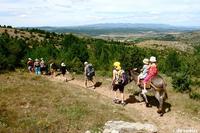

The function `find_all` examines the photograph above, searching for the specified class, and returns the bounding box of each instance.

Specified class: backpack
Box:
[115,70,128,86]
[51,63,57,70]
[121,71,129,86]
[86,64,95,77]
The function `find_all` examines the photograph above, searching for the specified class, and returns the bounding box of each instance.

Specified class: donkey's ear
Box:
[133,68,138,71]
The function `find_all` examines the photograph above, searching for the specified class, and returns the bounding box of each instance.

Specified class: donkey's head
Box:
[128,68,140,82]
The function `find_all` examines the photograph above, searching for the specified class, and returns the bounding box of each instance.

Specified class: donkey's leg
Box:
[141,93,151,107]
[158,98,163,114]
[138,87,144,102]
[156,91,164,114]
[138,92,144,102]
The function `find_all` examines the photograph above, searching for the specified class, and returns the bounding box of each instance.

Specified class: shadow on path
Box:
[94,81,102,88]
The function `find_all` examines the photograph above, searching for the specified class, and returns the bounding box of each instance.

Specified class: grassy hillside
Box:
[0,27,44,42]
[0,71,133,133]
[1,71,200,132]
[134,40,194,53]
[176,31,200,45]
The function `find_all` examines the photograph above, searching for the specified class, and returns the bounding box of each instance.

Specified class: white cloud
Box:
[0,0,200,26]
[19,14,27,18]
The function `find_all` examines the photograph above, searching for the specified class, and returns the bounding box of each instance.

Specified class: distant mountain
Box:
[76,23,176,29]
[25,23,200,36]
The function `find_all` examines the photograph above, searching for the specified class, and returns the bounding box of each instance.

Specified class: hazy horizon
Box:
[12,23,200,28]
[0,0,200,27]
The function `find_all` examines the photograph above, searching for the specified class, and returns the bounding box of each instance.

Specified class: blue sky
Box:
[0,0,200,27]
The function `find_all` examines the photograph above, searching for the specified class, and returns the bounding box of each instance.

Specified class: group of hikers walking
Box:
[27,58,47,75]
[27,56,158,106]
[27,58,68,79]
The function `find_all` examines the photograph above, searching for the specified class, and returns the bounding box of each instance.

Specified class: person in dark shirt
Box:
[60,62,67,76]
[27,58,34,73]
[60,62,68,81]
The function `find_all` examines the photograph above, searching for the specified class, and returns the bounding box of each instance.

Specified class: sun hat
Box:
[84,61,88,66]
[61,62,66,67]
[150,56,156,63]
[113,62,120,67]
[35,58,39,62]
[143,58,149,64]
[28,58,32,60]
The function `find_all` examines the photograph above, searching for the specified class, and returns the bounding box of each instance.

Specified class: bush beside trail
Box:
[172,72,191,93]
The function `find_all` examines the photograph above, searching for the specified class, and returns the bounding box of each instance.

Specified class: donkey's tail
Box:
[165,91,168,99]
[163,80,168,99]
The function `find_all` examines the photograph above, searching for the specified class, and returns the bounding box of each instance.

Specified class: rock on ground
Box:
[103,121,158,133]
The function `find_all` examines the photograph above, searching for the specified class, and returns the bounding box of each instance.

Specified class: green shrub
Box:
[164,50,181,75]
[191,79,200,86]
[172,72,191,93]
[96,70,112,77]
[189,91,200,101]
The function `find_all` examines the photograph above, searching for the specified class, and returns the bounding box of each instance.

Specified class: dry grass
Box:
[0,27,44,42]
[0,71,133,133]
[177,31,200,45]
[135,40,194,53]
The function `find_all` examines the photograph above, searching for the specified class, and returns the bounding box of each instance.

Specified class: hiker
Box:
[40,58,46,75]
[50,62,57,77]
[27,58,34,73]
[84,61,95,89]
[34,58,41,75]
[137,58,149,85]
[143,56,158,94]
[112,62,126,106]
[60,62,68,81]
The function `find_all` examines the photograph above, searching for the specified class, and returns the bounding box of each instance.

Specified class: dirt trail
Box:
[46,75,200,133]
